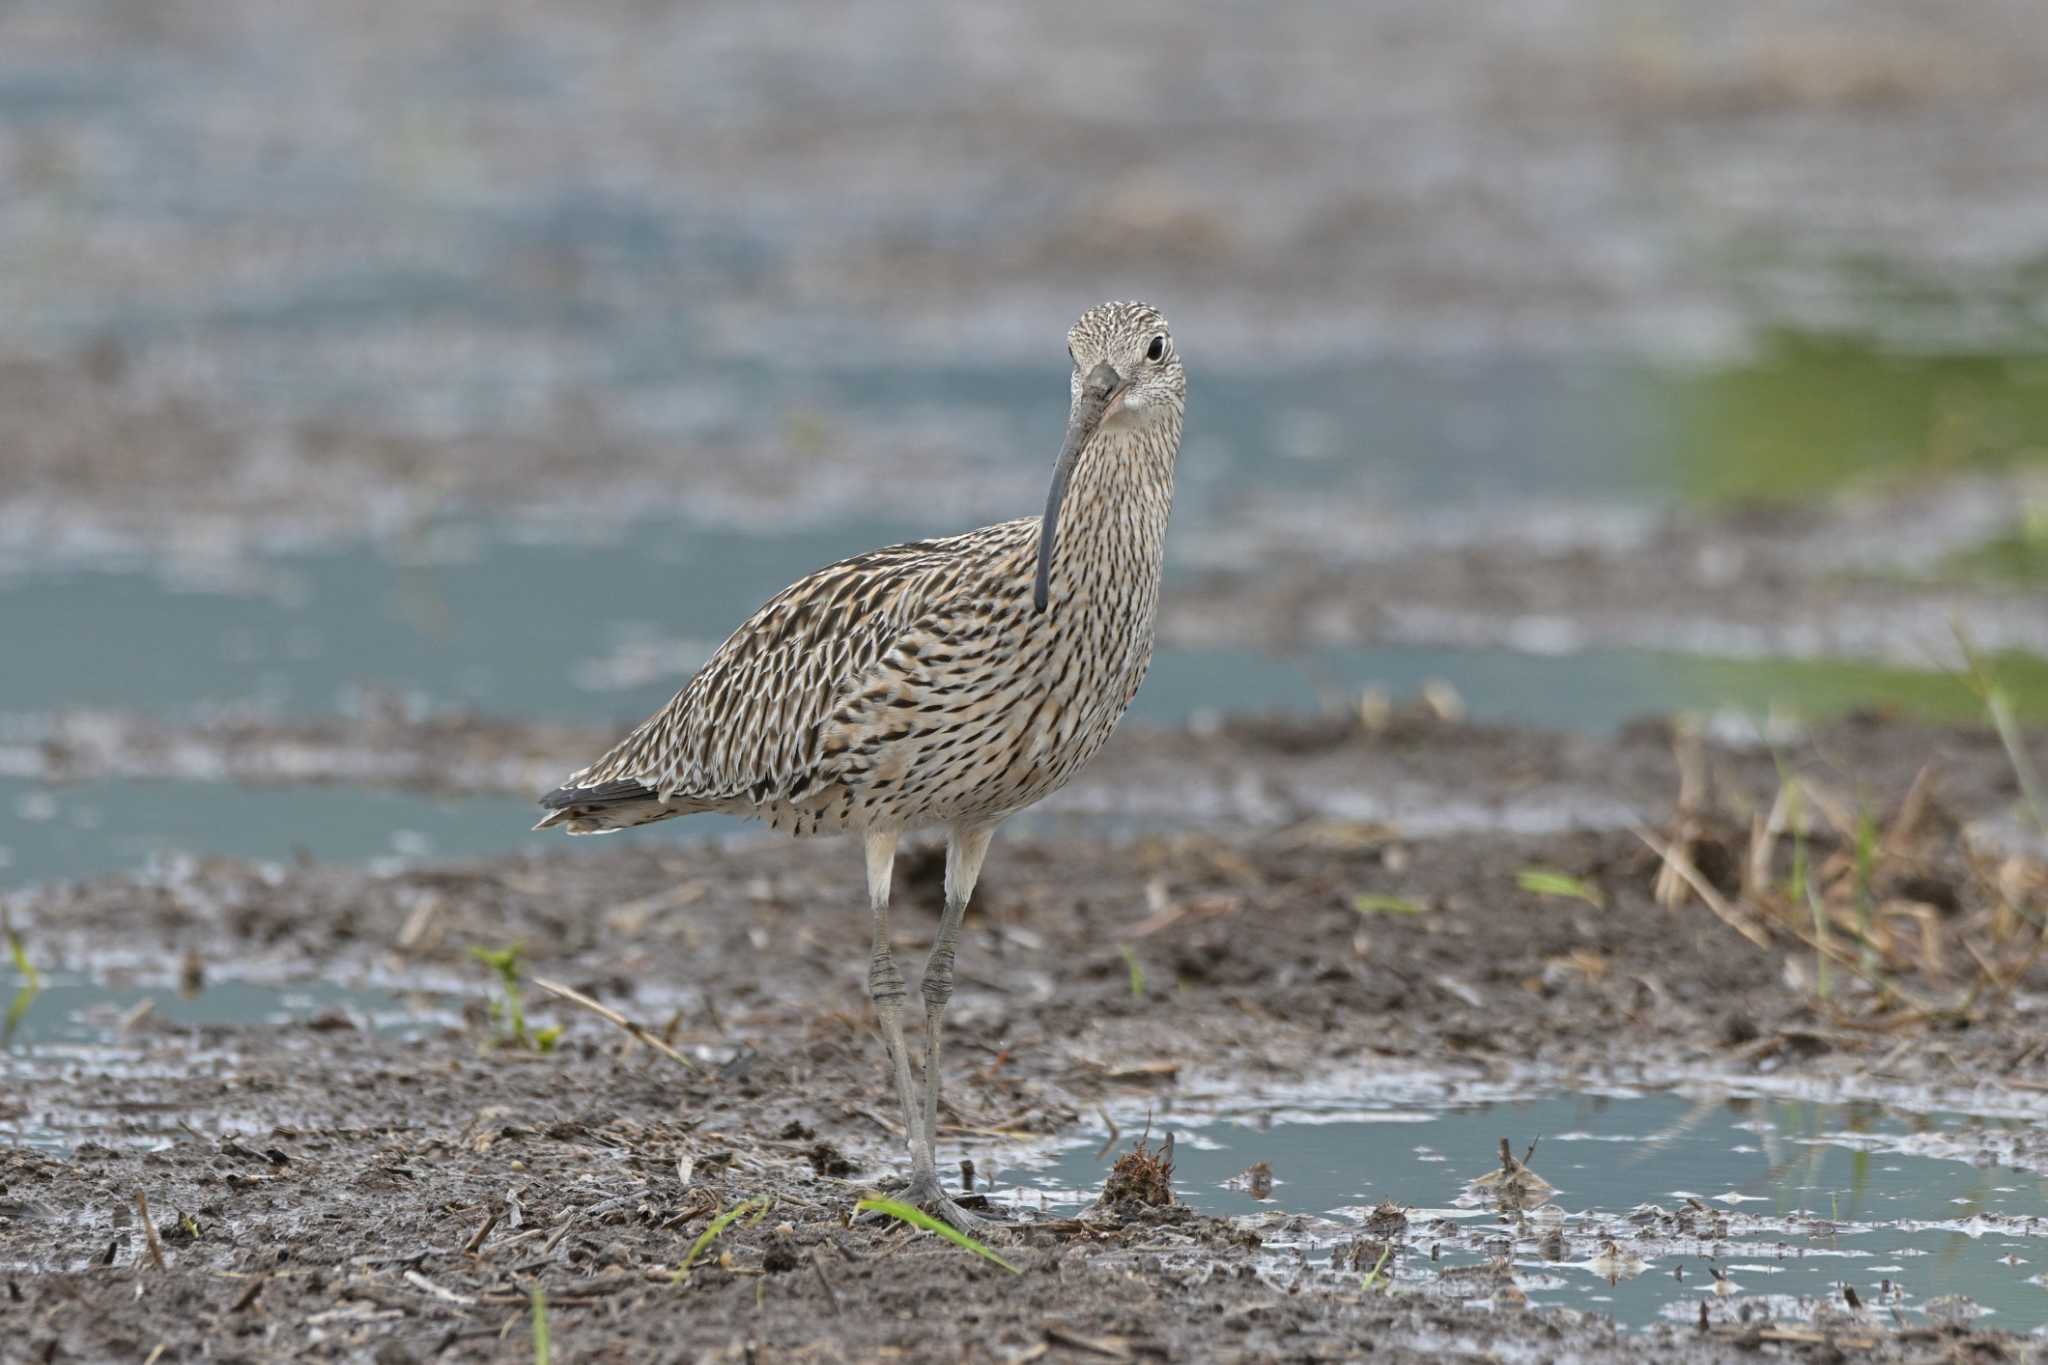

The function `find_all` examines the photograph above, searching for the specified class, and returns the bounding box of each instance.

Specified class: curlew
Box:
[536,301,1185,1229]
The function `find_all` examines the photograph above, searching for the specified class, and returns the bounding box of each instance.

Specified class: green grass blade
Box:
[1854,803,1878,971]
[1352,893,1428,916]
[3,985,38,1046]
[672,1197,767,1282]
[531,1286,550,1365]
[1360,1242,1393,1292]
[855,1197,1021,1274]
[1806,881,1832,1001]
[1988,686,2047,834]
[4,919,38,990]
[1119,944,1146,999]
[1515,868,1604,908]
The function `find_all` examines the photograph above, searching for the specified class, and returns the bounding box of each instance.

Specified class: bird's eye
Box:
[1146,335,1167,363]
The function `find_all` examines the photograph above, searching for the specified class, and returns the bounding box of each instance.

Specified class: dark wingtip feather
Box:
[537,778,657,810]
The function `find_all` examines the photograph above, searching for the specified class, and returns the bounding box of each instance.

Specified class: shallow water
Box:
[2,972,419,1053]
[0,776,558,887]
[0,542,1686,729]
[8,530,2041,732]
[8,524,2048,889]
[1008,1089,2048,1332]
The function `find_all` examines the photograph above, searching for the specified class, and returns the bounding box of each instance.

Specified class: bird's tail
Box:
[533,779,692,834]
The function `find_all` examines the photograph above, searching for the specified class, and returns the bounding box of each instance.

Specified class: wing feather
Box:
[554,522,1029,807]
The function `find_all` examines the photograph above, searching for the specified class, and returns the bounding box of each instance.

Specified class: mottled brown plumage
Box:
[537,301,1182,841]
[535,301,1185,1231]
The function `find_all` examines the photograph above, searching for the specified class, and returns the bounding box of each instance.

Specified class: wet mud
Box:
[1175,471,2048,668]
[6,714,2047,1360]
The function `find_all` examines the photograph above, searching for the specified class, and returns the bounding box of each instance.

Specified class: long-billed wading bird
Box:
[535,301,1185,1231]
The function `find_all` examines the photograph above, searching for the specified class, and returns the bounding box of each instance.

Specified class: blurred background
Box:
[5,0,2048,888]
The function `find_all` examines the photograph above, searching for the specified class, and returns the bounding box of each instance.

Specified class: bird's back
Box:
[538,490,1163,838]
[538,518,1037,835]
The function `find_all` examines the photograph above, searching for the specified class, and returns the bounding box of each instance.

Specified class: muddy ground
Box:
[6,713,2048,1361]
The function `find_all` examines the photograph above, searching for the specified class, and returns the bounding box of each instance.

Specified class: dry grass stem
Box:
[135,1191,166,1271]
[529,976,703,1071]
[1632,827,1773,950]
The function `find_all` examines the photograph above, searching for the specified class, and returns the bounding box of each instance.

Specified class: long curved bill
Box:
[1034,361,1124,613]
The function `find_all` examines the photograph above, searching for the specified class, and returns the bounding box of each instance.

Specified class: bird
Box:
[535,301,1185,1230]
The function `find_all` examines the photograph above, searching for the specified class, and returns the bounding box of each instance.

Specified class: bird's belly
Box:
[868,640,1150,830]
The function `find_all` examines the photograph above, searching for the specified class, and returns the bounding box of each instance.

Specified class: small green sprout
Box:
[469,944,543,1047]
[1119,945,1146,999]
[1515,868,1604,909]
[672,1197,770,1283]
[1352,893,1428,916]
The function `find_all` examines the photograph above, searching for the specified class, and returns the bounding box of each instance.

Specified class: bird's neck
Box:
[1052,411,1181,598]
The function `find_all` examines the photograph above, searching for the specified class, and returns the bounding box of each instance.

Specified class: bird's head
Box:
[1034,301,1183,612]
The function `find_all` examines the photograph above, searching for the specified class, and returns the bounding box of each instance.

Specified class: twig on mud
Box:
[403,1269,477,1306]
[135,1190,166,1270]
[1043,1325,1138,1360]
[229,1276,267,1313]
[541,1211,578,1257]
[528,976,702,1072]
[1768,907,1949,1015]
[855,1107,905,1138]
[1631,827,1773,950]
[462,1210,499,1256]
[809,1247,842,1315]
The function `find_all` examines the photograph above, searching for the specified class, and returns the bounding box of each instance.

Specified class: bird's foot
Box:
[863,1170,1002,1238]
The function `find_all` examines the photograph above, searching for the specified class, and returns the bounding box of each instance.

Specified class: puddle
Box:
[0,971,426,1053]
[0,776,615,888]
[1002,1090,2048,1332]
[0,968,449,1150]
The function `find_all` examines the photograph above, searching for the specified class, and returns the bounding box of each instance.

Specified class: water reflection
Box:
[1016,1089,2048,1331]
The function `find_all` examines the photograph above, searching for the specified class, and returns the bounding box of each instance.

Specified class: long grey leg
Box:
[861,829,923,1153]
[919,824,994,1166]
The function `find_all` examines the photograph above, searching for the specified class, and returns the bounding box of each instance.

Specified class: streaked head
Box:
[1035,301,1183,612]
